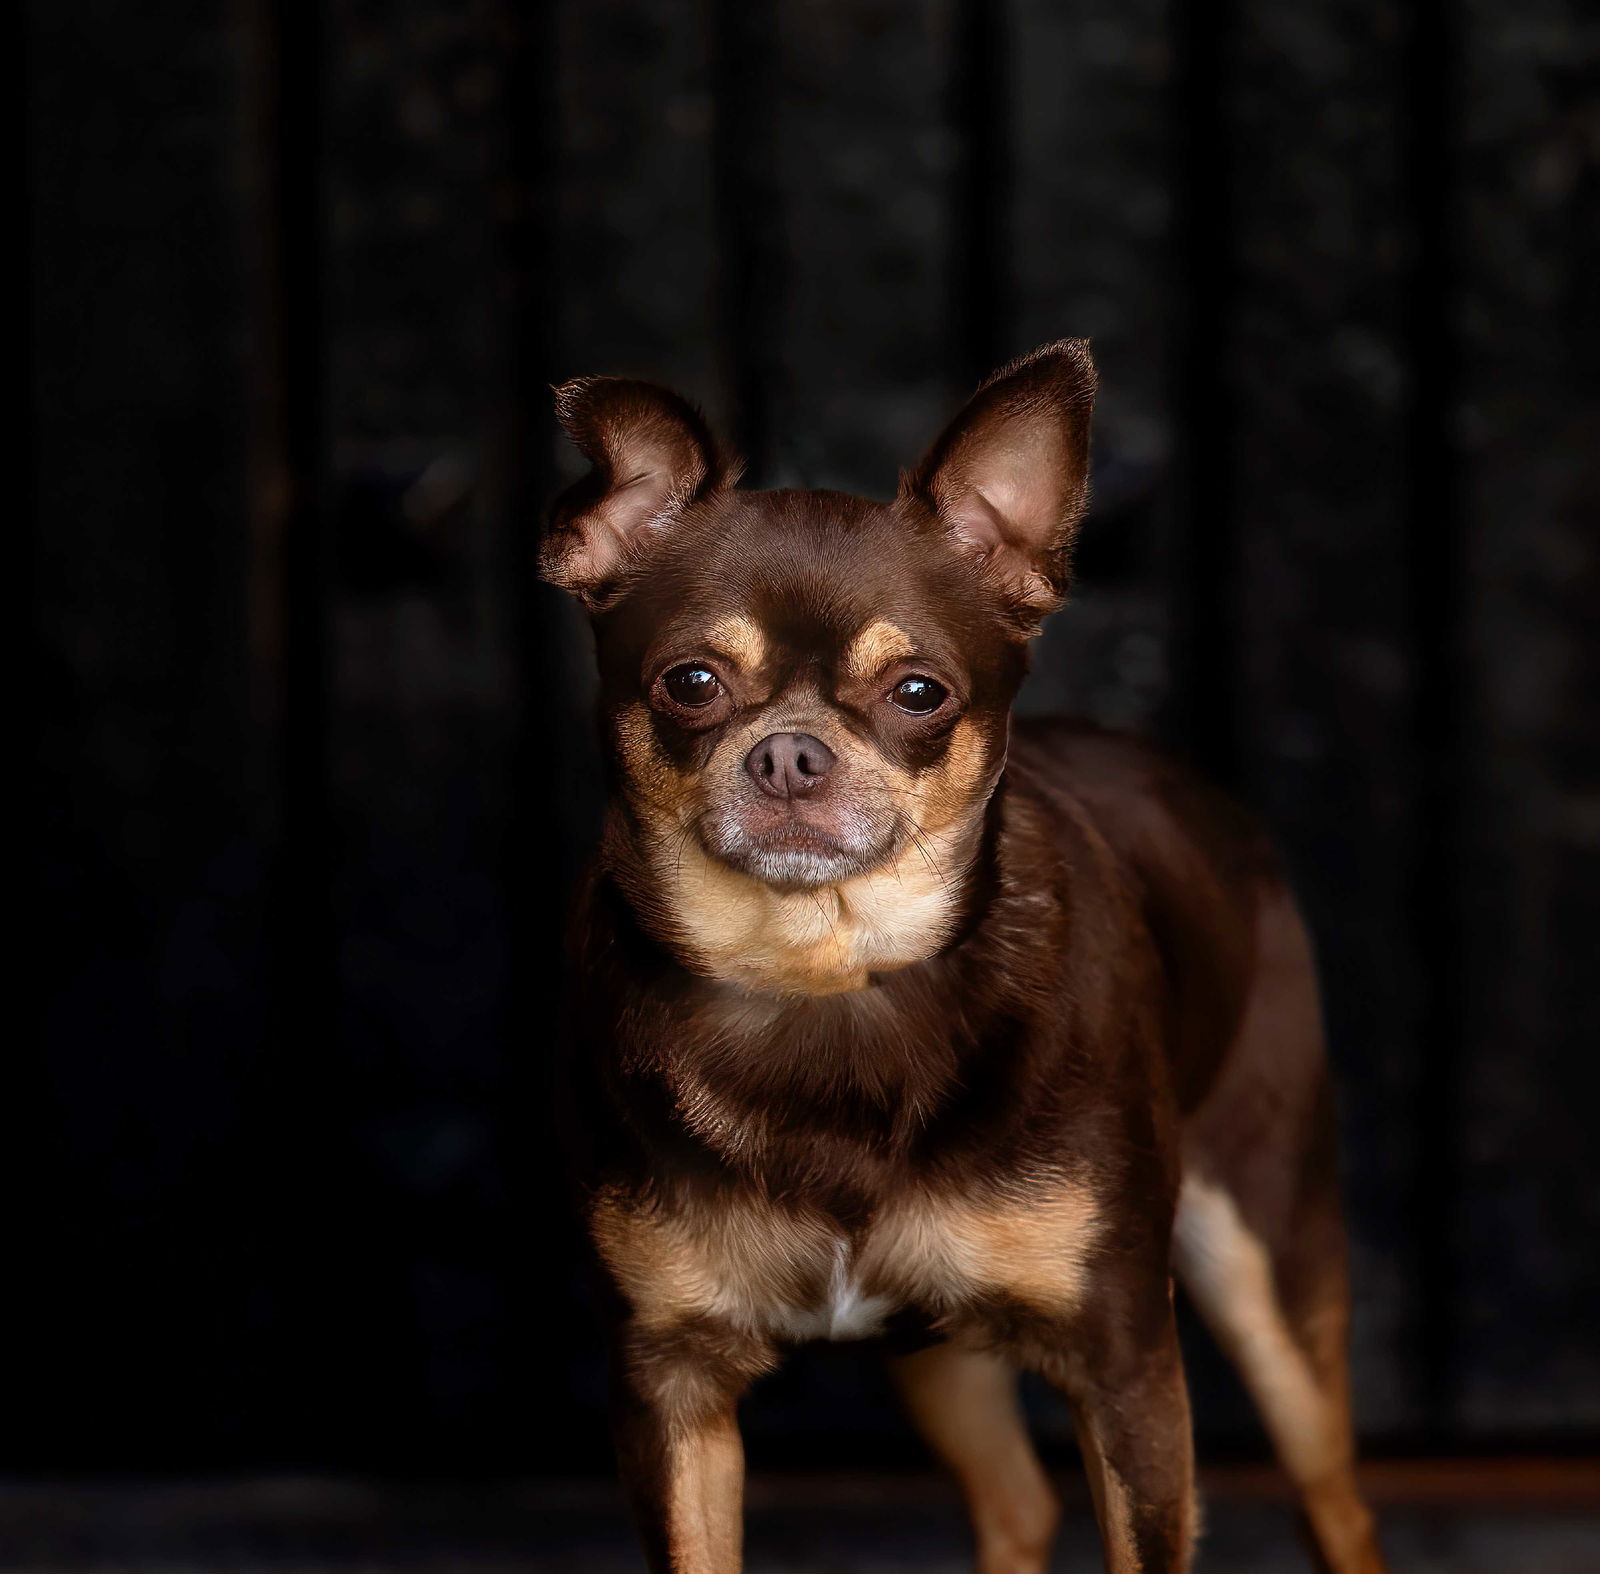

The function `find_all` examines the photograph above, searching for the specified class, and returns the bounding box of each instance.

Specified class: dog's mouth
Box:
[698,799,902,890]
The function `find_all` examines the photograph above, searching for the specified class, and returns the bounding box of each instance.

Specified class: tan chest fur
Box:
[591,1176,1102,1344]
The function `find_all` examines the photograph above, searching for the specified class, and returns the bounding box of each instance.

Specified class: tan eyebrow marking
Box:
[702,614,766,671]
[843,619,915,681]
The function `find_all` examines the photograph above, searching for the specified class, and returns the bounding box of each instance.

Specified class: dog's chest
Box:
[590,1175,1102,1345]
[768,1236,898,1343]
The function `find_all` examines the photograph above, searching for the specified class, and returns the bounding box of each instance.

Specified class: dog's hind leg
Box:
[1175,1169,1384,1573]
[1174,883,1387,1574]
[890,1343,1060,1574]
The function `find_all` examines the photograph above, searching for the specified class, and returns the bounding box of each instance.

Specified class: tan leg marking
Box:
[1174,1175,1385,1574]
[660,1408,744,1574]
[1076,1415,1140,1572]
[891,1344,1059,1574]
[613,1377,747,1574]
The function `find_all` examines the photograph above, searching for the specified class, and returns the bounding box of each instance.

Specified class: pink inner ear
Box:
[944,432,1072,555]
[934,433,1078,617]
[550,461,688,599]
[578,473,666,584]
[945,495,1061,614]
[944,488,1008,563]
[601,468,675,539]
[903,340,1096,619]
[545,376,727,607]
[969,438,1060,544]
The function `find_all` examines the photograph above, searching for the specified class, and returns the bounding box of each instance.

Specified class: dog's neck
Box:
[607,804,991,997]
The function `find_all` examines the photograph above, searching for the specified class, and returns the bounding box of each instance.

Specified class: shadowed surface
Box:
[4,1468,1598,1572]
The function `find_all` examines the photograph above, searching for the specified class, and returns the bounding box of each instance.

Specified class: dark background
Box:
[24,0,1599,1483]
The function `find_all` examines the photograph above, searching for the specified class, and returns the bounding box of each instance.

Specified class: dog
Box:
[540,340,1387,1573]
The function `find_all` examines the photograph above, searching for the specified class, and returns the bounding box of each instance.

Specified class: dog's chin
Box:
[704,822,894,891]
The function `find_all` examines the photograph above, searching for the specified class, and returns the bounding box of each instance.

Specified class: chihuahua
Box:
[541,341,1386,1574]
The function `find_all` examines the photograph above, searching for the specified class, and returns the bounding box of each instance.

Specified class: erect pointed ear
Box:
[901,339,1096,626]
[542,377,734,609]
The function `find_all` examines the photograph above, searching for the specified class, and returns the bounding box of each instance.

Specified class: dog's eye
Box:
[889,675,948,715]
[662,664,723,708]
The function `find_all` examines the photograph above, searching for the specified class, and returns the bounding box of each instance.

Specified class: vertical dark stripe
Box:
[503,1,558,553]
[502,0,597,1472]
[252,0,336,1447]
[1167,0,1239,784]
[949,0,1009,386]
[21,0,57,1460]
[1403,0,1462,1444]
[273,0,332,944]
[710,0,777,476]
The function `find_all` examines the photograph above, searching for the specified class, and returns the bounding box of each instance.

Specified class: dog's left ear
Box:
[543,377,733,609]
[902,339,1096,624]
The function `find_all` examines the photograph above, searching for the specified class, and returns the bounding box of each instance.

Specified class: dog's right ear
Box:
[902,339,1096,628]
[543,377,733,609]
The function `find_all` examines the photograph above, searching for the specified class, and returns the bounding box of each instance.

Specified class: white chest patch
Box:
[770,1238,898,1343]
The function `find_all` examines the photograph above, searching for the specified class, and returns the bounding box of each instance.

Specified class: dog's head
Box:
[542,341,1095,984]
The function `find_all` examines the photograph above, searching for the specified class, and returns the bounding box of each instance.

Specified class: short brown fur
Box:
[545,342,1387,1573]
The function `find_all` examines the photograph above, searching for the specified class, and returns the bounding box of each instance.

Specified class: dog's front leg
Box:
[1041,1292,1197,1574]
[610,1324,770,1574]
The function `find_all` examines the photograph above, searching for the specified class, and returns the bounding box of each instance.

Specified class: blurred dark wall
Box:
[25,0,1599,1472]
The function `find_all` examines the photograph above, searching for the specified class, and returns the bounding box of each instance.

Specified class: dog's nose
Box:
[745,732,837,799]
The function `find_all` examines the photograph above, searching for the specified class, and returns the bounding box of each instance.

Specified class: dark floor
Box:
[3,1465,1598,1572]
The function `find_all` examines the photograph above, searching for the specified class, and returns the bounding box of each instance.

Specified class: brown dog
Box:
[541,341,1387,1573]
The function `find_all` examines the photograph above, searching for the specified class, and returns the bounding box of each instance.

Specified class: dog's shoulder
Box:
[1008,717,1276,893]
[1008,718,1283,1111]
